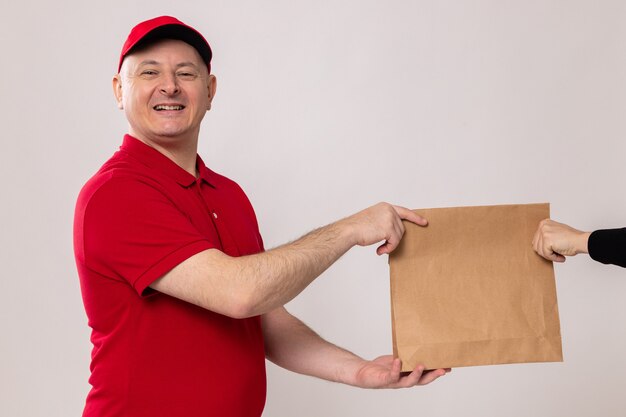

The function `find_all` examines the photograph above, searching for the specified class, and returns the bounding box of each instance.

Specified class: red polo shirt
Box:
[74,135,266,417]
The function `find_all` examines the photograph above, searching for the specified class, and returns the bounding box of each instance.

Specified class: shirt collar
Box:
[121,134,217,188]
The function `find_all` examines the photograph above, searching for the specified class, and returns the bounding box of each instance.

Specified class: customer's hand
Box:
[532,219,591,262]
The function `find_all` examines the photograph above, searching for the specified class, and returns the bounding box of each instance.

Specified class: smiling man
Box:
[73,16,448,417]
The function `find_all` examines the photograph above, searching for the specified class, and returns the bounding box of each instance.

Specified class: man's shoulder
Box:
[76,151,162,212]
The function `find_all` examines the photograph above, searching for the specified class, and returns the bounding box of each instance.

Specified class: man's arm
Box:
[262,307,449,388]
[151,203,426,318]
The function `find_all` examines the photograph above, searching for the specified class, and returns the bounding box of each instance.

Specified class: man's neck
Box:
[130,132,200,177]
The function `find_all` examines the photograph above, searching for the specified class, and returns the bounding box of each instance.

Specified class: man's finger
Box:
[397,364,424,387]
[393,205,428,226]
[417,368,447,386]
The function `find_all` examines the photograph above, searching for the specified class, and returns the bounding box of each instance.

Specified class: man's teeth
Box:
[154,105,184,110]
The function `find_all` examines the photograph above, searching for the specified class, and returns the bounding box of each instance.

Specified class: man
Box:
[74,16,448,417]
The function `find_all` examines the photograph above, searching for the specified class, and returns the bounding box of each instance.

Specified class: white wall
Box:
[2,1,625,415]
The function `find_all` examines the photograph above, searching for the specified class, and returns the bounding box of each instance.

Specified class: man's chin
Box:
[130,124,198,144]
[152,127,193,139]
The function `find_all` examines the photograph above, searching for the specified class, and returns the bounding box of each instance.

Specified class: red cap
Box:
[118,16,212,73]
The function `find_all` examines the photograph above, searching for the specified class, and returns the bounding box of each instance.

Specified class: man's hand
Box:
[352,355,450,389]
[341,203,428,255]
[532,219,591,262]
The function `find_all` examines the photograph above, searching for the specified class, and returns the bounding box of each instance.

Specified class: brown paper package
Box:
[389,203,563,371]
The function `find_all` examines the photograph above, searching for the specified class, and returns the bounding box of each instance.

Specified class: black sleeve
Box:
[588,228,626,268]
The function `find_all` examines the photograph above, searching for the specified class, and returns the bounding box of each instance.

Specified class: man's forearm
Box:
[152,217,357,318]
[262,307,449,388]
[226,220,357,317]
[262,307,363,385]
[152,203,425,318]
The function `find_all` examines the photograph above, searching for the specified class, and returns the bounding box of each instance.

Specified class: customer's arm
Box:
[587,227,626,267]
[533,219,626,267]
[532,219,590,262]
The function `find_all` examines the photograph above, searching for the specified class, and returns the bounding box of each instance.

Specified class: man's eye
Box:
[178,72,196,79]
[141,70,157,76]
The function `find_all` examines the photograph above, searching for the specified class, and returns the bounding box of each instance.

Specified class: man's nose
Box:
[159,73,180,95]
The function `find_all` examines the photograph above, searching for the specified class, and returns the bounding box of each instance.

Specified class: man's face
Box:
[113,39,216,146]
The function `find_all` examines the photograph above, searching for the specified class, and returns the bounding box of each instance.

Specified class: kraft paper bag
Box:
[389,203,562,370]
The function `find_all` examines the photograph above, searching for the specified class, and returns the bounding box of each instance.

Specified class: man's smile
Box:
[154,104,185,111]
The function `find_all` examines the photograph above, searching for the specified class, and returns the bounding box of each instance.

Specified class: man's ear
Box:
[112,74,124,110]
[207,74,217,111]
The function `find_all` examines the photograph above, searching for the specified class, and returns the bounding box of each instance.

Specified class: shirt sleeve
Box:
[588,228,626,268]
[79,176,217,295]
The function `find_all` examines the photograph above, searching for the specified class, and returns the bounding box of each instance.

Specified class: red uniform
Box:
[74,135,266,416]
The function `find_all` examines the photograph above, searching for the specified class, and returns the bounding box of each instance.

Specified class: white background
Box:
[1,1,625,416]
